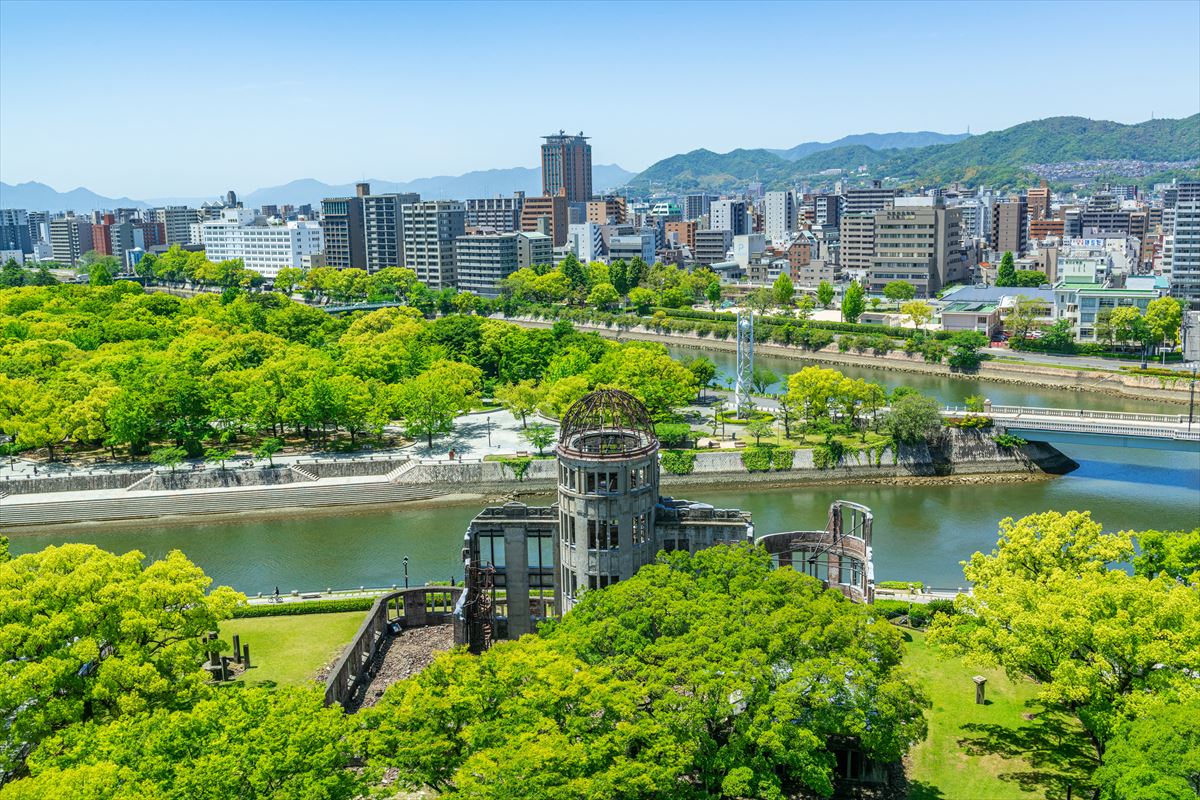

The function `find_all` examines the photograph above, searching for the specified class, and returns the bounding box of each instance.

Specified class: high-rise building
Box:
[586,196,627,226]
[764,191,796,243]
[693,229,733,266]
[27,211,50,246]
[0,209,32,255]
[321,185,368,270]
[465,193,525,233]
[201,208,323,279]
[991,197,1028,255]
[519,195,568,246]
[839,214,876,277]
[710,199,749,236]
[682,193,716,221]
[1169,181,1200,308]
[608,229,656,263]
[49,216,94,265]
[813,195,840,228]
[664,220,697,251]
[868,197,965,297]
[402,200,465,289]
[567,223,605,263]
[541,131,592,203]
[153,206,199,246]
[842,182,897,216]
[455,230,553,297]
[364,190,420,272]
[1027,182,1051,221]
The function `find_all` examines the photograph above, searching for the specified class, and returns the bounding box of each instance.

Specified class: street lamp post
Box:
[403,556,409,590]
[486,415,492,448]
[1188,363,1197,432]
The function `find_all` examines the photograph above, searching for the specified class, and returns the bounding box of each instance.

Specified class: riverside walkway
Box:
[943,404,1200,449]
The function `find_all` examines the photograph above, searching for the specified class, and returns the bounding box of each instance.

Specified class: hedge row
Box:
[231,597,376,618]
[660,449,696,475]
[653,306,954,341]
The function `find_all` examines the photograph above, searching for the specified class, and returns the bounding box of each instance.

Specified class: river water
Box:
[9,353,1199,592]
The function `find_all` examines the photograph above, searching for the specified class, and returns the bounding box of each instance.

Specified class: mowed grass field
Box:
[222,611,366,687]
[903,628,1093,800]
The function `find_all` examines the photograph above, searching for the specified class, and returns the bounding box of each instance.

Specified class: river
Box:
[8,351,1199,592]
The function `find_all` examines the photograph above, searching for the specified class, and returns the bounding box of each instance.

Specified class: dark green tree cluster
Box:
[0,258,58,288]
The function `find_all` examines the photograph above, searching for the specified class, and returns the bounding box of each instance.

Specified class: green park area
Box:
[223,610,365,687]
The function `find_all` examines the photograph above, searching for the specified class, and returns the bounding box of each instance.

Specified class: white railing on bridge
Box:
[941,405,1200,441]
[942,405,1187,424]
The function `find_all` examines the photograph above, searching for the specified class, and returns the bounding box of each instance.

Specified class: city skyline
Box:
[1,0,1198,198]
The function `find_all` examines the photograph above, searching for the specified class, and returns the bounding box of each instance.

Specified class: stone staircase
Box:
[289,464,320,482]
[385,460,419,482]
[2,480,446,527]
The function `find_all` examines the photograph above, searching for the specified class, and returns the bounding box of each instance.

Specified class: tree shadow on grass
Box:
[957,701,1097,800]
[905,779,946,800]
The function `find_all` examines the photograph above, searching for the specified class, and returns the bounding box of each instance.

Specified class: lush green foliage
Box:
[0,545,243,773]
[929,511,1200,786]
[360,546,928,798]
[3,686,364,800]
[230,596,377,618]
[660,449,696,475]
[879,393,943,444]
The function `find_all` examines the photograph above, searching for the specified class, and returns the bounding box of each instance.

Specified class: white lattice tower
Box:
[734,310,754,416]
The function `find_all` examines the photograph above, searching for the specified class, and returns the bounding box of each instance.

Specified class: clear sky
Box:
[2,0,1197,199]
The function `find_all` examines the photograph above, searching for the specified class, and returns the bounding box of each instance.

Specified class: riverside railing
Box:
[323,585,463,708]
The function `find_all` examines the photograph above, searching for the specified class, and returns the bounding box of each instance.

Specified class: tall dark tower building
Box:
[541,131,592,203]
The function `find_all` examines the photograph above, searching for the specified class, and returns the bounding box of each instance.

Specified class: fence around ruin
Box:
[323,585,464,707]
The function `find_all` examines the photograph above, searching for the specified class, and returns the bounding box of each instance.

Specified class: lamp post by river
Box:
[403,556,409,589]
[1188,363,1198,433]
[486,415,492,448]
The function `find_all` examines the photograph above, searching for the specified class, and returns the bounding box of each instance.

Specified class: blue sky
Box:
[1,0,1197,198]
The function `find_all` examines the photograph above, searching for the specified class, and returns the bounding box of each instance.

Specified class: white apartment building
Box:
[200,208,323,280]
[710,199,749,236]
[568,223,605,263]
[764,191,796,243]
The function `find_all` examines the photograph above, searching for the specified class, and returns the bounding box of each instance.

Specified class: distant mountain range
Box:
[626,115,1200,193]
[0,163,637,212]
[766,131,969,161]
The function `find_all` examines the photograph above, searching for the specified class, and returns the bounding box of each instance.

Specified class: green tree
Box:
[947,330,989,369]
[1014,269,1047,287]
[882,280,916,302]
[705,279,722,310]
[0,545,243,774]
[685,355,717,400]
[749,365,777,394]
[254,437,283,467]
[627,286,657,315]
[393,360,481,448]
[150,446,187,472]
[1094,695,1200,800]
[608,259,631,297]
[785,365,844,428]
[1145,296,1185,353]
[842,281,866,323]
[361,546,927,799]
[964,395,986,413]
[590,345,696,418]
[795,294,816,320]
[900,299,933,330]
[494,379,544,428]
[996,251,1016,286]
[586,281,619,310]
[204,447,236,470]
[1040,318,1075,353]
[520,421,555,455]
[0,257,24,287]
[273,266,305,296]
[6,686,365,800]
[1132,527,1200,583]
[774,392,797,438]
[771,272,795,307]
[1005,295,1049,339]
[746,287,774,315]
[816,279,834,308]
[560,252,588,294]
[745,417,774,445]
[930,511,1200,773]
[880,392,942,443]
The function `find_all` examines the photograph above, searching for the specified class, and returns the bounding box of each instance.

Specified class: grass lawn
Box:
[222,611,366,687]
[903,628,1094,800]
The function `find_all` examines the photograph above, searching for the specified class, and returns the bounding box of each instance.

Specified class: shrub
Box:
[654,422,692,447]
[992,433,1028,449]
[770,447,794,471]
[906,605,931,627]
[926,599,956,618]
[660,449,696,475]
[232,597,375,618]
[946,415,992,429]
[870,599,912,619]
[813,439,845,469]
[877,580,925,590]
[740,447,773,472]
[499,457,532,481]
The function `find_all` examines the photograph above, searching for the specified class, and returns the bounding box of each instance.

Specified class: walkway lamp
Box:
[403,556,409,589]
[486,415,492,447]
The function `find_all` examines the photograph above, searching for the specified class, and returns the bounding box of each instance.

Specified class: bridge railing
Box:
[323,585,463,708]
[942,405,1186,424]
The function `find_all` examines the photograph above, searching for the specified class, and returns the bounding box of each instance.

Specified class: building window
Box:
[587,519,620,550]
[633,513,648,544]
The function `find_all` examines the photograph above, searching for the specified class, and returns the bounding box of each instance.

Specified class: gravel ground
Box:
[349,624,454,711]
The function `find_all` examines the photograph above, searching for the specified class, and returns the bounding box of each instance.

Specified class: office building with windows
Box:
[402,200,465,289]
[541,131,592,202]
[364,191,420,272]
[200,208,323,280]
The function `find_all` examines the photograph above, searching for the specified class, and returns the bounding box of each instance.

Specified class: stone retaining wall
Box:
[0,471,149,495]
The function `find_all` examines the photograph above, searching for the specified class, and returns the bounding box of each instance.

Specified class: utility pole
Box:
[1189,362,1197,432]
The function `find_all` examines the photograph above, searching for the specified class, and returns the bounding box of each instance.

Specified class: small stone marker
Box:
[973,675,987,705]
[232,634,241,664]
[242,643,251,669]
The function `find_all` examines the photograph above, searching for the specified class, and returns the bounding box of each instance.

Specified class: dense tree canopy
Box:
[360,545,928,799]
[0,545,243,774]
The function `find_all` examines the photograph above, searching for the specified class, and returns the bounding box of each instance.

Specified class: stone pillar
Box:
[232,635,241,664]
[973,675,987,705]
[242,643,251,669]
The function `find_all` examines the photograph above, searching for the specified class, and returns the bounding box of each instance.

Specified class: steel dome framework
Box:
[557,389,658,458]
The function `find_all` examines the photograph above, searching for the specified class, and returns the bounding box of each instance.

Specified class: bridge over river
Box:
[943,404,1200,451]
